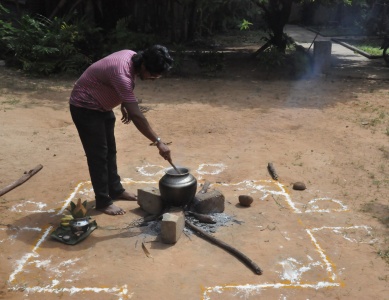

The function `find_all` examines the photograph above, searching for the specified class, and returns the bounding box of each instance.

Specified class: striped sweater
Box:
[69,50,138,111]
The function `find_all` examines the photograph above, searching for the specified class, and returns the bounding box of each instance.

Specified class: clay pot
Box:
[159,167,197,207]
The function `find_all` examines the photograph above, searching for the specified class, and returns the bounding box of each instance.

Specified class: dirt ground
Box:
[0,52,389,300]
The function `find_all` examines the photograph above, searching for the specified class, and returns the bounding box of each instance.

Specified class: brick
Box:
[191,189,225,214]
[160,209,185,244]
[137,187,163,215]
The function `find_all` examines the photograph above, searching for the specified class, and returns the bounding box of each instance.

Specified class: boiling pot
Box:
[159,167,197,207]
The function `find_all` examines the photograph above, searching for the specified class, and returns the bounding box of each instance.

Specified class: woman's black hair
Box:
[132,45,174,74]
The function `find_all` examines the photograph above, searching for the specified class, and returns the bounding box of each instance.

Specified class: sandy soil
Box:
[0,58,389,300]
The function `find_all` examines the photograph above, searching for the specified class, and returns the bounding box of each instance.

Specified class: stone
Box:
[137,187,163,214]
[238,195,253,207]
[191,189,225,214]
[293,182,306,191]
[160,209,185,244]
[313,41,332,74]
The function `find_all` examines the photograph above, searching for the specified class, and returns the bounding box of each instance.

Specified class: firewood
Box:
[186,211,216,224]
[0,164,43,197]
[185,220,262,275]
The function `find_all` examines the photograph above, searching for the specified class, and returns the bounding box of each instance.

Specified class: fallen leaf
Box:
[142,242,153,258]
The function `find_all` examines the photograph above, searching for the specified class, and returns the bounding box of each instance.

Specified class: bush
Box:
[257,43,313,79]
[0,8,164,76]
[0,4,15,60]
[191,50,224,76]
[103,17,159,55]
[0,8,101,75]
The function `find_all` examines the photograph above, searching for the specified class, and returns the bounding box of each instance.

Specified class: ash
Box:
[139,213,240,237]
[139,220,161,238]
[184,213,240,235]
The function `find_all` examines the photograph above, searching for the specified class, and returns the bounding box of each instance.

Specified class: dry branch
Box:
[0,164,43,197]
[185,220,263,275]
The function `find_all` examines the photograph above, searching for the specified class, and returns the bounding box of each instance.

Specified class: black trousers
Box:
[70,104,124,209]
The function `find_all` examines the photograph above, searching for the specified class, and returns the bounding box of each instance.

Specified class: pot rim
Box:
[165,167,190,176]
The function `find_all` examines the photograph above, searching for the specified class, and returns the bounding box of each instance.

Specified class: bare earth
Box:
[0,59,389,300]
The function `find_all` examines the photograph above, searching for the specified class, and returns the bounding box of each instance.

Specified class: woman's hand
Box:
[157,142,171,161]
[121,104,132,124]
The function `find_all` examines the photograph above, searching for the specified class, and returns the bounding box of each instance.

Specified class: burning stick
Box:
[185,220,263,275]
[186,211,216,224]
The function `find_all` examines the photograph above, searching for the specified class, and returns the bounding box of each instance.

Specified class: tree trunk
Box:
[168,0,177,42]
[267,0,293,52]
[251,0,293,54]
[187,0,198,40]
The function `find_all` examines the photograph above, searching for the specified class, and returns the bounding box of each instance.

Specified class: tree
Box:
[250,0,294,55]
[249,0,371,56]
[17,0,251,43]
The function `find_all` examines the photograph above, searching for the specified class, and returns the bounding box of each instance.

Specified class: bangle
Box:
[150,137,161,146]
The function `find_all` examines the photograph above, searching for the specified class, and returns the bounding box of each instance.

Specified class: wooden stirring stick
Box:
[168,159,181,174]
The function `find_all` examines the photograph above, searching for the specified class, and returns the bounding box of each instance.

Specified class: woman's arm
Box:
[121,102,172,161]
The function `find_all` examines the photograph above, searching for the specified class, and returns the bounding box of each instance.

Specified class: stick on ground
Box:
[185,220,263,275]
[0,164,43,197]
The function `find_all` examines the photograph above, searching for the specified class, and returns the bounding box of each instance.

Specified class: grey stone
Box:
[160,209,185,244]
[313,41,332,74]
[137,187,163,215]
[192,189,225,214]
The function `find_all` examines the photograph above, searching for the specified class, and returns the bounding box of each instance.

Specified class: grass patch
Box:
[378,249,389,264]
[308,26,384,56]
[342,38,384,56]
[1,98,20,105]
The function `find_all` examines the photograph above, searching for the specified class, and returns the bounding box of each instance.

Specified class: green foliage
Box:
[104,17,158,55]
[0,10,163,76]
[257,46,287,70]
[0,4,15,59]
[239,19,253,31]
[343,38,384,56]
[257,43,313,78]
[262,31,295,53]
[0,11,101,75]
[378,249,389,264]
[0,3,7,13]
